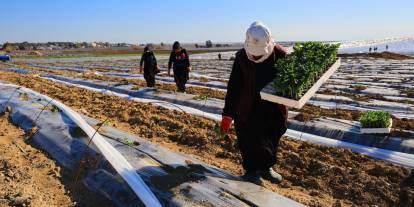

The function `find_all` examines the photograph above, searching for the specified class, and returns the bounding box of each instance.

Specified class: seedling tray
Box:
[261,58,341,109]
[360,119,393,134]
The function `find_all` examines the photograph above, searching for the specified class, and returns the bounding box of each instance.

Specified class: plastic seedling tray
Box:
[260,58,341,109]
[360,119,393,134]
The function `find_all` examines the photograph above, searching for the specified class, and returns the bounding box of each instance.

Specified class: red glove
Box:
[220,116,233,135]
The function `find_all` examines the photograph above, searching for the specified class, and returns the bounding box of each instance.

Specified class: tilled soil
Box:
[0,111,73,207]
[10,62,227,99]
[9,62,413,131]
[338,52,414,60]
[1,71,414,207]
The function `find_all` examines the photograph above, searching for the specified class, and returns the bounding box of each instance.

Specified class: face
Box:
[174,48,181,53]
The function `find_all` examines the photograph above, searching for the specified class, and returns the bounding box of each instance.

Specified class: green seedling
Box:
[193,95,209,101]
[213,123,230,140]
[131,85,140,90]
[122,138,135,146]
[273,42,340,100]
[360,110,392,128]
[97,119,111,127]
[50,105,61,113]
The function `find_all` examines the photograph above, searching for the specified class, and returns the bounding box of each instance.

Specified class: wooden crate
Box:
[261,58,341,109]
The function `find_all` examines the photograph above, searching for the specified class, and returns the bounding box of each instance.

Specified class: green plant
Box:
[273,42,340,100]
[359,110,392,128]
[213,123,230,140]
[131,85,140,90]
[50,105,61,113]
[97,119,111,127]
[121,138,134,146]
[193,95,209,101]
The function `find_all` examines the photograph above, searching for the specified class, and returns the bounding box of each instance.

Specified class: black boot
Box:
[241,171,263,185]
[260,168,283,184]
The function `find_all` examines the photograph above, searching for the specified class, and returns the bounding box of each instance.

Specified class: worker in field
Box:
[168,41,191,92]
[140,46,159,87]
[218,53,222,60]
[221,21,288,185]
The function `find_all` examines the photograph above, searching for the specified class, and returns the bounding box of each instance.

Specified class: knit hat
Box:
[244,21,275,63]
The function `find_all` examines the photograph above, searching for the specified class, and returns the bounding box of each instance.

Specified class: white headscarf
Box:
[244,21,275,63]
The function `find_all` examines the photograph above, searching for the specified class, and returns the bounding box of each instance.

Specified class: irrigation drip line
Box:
[87,117,110,146]
[99,133,167,167]
[32,98,54,126]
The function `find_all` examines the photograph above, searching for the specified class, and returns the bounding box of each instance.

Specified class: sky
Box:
[1,0,414,44]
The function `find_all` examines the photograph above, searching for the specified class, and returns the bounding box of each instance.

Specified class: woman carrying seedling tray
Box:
[140,46,159,87]
[168,41,191,92]
[221,21,288,185]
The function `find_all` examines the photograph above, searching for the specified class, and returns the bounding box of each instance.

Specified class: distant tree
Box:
[160,42,164,47]
[1,42,11,50]
[2,43,14,53]
[74,43,82,49]
[195,44,199,48]
[206,40,213,48]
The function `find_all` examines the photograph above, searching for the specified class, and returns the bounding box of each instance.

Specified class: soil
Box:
[339,52,414,60]
[1,71,413,207]
[8,63,227,100]
[0,111,74,207]
[0,106,113,207]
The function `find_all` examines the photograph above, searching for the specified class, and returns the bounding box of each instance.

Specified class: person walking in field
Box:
[168,41,191,92]
[220,21,288,185]
[140,46,159,87]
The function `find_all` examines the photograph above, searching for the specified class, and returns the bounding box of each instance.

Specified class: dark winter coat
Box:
[222,45,287,122]
[168,49,190,70]
[140,51,157,71]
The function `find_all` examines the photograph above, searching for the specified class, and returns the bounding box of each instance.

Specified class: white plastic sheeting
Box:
[43,77,222,121]
[41,77,414,169]
[286,129,414,168]
[0,82,162,207]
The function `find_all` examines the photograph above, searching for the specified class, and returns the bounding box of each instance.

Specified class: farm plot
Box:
[0,108,109,207]
[5,56,414,148]
[1,66,414,206]
[0,83,303,207]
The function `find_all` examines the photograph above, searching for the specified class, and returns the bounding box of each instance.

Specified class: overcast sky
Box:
[1,0,414,44]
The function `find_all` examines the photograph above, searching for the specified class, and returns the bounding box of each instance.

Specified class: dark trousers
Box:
[234,100,287,173]
[173,68,189,92]
[144,68,155,87]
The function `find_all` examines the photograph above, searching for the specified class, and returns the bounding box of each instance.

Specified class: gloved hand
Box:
[220,116,233,135]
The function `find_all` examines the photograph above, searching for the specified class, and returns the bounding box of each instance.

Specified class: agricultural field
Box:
[1,50,414,207]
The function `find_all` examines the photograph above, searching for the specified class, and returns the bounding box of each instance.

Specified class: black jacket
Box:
[223,45,287,121]
[168,49,190,70]
[140,51,157,70]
